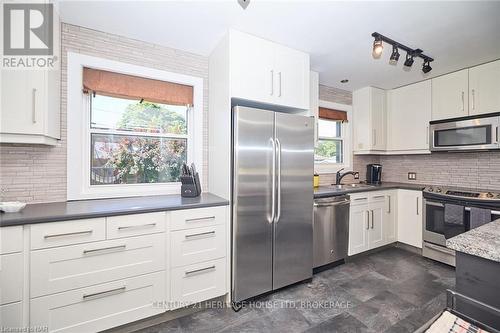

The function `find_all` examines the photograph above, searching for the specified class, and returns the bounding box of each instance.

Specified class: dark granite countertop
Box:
[314,182,428,198]
[446,219,500,262]
[0,193,229,227]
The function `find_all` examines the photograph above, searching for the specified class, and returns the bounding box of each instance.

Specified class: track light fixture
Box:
[371,32,433,73]
[389,45,400,63]
[404,53,414,67]
[422,60,432,73]
[372,36,383,58]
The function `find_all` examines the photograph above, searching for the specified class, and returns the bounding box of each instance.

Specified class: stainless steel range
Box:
[422,186,500,266]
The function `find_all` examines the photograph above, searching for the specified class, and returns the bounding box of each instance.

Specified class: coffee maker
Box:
[366,164,382,184]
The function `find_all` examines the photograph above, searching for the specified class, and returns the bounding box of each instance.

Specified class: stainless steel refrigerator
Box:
[231,105,314,303]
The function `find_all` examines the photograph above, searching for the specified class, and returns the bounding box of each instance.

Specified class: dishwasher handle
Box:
[314,198,350,207]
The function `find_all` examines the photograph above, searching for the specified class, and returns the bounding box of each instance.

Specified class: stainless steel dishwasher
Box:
[313,195,350,269]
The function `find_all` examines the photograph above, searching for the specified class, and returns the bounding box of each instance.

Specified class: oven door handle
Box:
[426,201,500,215]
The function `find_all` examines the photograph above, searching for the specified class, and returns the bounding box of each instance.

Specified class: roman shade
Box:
[82,67,194,106]
[318,107,348,122]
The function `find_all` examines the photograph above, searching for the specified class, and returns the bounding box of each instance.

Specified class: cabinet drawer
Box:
[350,193,369,205]
[170,206,226,231]
[0,253,23,305]
[30,271,165,333]
[170,224,226,268]
[30,218,106,250]
[170,258,226,309]
[107,212,165,239]
[0,226,23,254]
[30,234,165,298]
[0,302,23,328]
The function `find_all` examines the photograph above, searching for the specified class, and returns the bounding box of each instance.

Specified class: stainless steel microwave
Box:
[429,113,500,151]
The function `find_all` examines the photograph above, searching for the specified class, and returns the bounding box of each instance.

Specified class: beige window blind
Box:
[82,67,194,106]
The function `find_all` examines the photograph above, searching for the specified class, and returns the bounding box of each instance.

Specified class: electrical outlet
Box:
[408,172,417,180]
[354,172,360,179]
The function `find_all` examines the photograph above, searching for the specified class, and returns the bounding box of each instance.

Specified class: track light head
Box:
[422,60,432,73]
[372,36,383,58]
[404,53,414,67]
[389,45,400,63]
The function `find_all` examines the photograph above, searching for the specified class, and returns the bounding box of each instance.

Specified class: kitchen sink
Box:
[331,183,376,190]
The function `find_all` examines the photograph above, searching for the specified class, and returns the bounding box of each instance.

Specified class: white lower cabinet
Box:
[0,253,24,305]
[383,191,397,244]
[30,233,165,297]
[0,302,23,327]
[170,224,226,268]
[30,271,165,333]
[348,203,370,255]
[170,258,226,309]
[397,190,423,248]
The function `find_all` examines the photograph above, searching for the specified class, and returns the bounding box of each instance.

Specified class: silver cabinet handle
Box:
[373,195,385,199]
[472,89,475,110]
[185,265,216,276]
[32,88,37,123]
[461,91,465,112]
[44,230,93,239]
[278,72,282,97]
[388,196,391,213]
[496,126,499,144]
[355,197,368,201]
[426,126,429,144]
[185,231,215,239]
[275,138,282,223]
[416,197,420,215]
[270,70,274,96]
[366,211,370,230]
[118,223,156,230]
[185,216,215,223]
[83,244,126,255]
[371,210,374,229]
[270,137,276,224]
[83,286,126,301]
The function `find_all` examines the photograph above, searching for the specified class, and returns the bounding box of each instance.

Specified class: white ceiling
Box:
[58,1,500,91]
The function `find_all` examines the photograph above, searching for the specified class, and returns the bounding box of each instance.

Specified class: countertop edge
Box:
[314,182,427,198]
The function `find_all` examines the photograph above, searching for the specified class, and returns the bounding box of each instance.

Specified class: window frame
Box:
[67,53,203,200]
[314,100,352,174]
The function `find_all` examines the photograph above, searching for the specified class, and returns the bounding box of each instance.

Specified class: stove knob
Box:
[427,187,434,192]
[487,192,494,198]
[436,188,442,193]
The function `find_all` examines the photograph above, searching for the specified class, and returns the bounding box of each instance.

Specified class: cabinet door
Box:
[387,81,431,152]
[353,87,371,151]
[230,31,275,105]
[368,201,384,249]
[383,192,397,244]
[432,69,469,120]
[469,60,500,116]
[371,88,386,150]
[348,204,369,256]
[397,190,423,249]
[1,70,45,135]
[274,46,310,109]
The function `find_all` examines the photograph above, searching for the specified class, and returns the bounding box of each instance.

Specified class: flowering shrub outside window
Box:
[90,94,188,185]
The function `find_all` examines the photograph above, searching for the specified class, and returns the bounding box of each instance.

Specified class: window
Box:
[315,118,344,164]
[67,53,203,200]
[90,94,189,185]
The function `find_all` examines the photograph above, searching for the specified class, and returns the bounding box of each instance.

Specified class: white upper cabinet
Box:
[229,30,310,110]
[0,69,60,145]
[432,69,469,120]
[387,80,431,153]
[353,87,386,153]
[469,60,500,116]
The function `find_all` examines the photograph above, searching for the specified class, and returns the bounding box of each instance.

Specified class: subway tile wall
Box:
[0,23,209,203]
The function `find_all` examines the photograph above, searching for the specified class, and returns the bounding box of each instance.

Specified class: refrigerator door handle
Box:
[275,138,282,223]
[269,138,276,223]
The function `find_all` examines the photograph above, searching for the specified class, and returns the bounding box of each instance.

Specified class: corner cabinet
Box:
[229,30,310,110]
[0,69,60,145]
[353,87,386,154]
[396,190,423,249]
[386,80,431,154]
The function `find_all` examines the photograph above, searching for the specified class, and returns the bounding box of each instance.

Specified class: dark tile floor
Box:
[135,247,455,333]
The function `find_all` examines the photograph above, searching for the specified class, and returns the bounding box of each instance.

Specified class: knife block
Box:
[181,172,201,197]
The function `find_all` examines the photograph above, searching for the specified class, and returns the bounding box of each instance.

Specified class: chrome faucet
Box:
[335,168,359,185]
